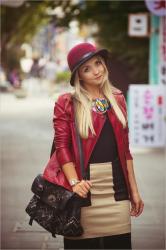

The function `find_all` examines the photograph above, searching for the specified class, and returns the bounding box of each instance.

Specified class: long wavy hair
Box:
[72,56,127,138]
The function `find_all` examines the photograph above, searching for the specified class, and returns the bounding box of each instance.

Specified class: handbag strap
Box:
[50,96,86,180]
[73,97,86,180]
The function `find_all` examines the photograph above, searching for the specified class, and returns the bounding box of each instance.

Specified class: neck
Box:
[84,85,104,99]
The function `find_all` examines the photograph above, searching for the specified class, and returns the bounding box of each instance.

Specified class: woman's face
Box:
[78,56,105,87]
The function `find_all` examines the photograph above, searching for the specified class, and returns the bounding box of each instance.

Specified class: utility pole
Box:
[145,0,166,85]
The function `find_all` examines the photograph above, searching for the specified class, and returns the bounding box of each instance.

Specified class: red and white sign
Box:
[159,16,166,85]
[129,85,166,147]
[145,0,166,16]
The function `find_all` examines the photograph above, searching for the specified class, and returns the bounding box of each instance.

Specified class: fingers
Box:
[72,180,92,198]
[80,180,92,192]
[130,200,144,217]
[136,201,144,216]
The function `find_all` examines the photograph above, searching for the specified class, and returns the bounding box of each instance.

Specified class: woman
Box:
[44,43,144,249]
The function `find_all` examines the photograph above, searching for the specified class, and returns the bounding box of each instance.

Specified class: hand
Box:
[72,180,92,198]
[130,192,144,217]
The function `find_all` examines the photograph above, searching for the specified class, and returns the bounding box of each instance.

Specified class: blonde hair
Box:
[73,56,127,138]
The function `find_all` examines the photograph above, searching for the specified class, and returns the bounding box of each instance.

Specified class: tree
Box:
[1,0,57,72]
[55,0,149,83]
[1,0,149,83]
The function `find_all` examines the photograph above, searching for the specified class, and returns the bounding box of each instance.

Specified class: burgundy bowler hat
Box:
[67,42,109,86]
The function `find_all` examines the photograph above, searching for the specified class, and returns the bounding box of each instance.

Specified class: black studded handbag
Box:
[25,98,87,237]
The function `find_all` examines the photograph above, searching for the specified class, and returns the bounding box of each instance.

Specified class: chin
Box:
[96,79,103,85]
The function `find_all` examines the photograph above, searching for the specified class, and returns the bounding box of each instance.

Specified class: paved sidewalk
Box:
[1,92,165,250]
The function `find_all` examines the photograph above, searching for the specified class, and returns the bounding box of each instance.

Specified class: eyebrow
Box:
[81,58,100,70]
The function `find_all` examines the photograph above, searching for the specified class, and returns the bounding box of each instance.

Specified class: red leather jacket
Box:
[43,87,133,198]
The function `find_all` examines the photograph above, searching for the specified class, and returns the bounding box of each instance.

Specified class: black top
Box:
[89,112,118,164]
[87,112,129,201]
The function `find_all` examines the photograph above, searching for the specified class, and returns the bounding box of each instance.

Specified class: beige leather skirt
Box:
[65,162,131,239]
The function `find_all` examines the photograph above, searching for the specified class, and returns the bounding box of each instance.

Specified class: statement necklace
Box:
[92,97,111,114]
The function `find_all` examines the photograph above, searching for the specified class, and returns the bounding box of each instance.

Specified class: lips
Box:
[95,75,102,80]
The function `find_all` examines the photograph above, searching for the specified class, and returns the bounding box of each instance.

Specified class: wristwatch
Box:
[69,179,80,187]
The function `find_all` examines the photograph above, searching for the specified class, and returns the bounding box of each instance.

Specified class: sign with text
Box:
[128,13,149,37]
[129,85,166,147]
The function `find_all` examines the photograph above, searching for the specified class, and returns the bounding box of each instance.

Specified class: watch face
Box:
[69,179,80,186]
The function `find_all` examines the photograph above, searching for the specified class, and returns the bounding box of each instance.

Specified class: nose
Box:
[93,67,99,75]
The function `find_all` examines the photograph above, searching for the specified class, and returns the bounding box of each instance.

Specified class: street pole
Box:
[149,15,160,85]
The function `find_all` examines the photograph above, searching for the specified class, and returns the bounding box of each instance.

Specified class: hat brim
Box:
[70,49,109,86]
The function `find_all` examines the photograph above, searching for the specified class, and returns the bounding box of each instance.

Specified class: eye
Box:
[84,67,89,72]
[96,60,102,65]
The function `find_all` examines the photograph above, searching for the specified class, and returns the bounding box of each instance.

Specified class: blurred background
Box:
[0,0,165,249]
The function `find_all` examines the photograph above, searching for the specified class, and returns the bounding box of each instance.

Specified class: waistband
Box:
[89,156,120,166]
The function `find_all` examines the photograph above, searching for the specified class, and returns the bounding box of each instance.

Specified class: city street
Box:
[1,91,165,250]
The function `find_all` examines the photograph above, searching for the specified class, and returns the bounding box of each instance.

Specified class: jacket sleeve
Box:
[53,95,73,166]
[120,94,133,161]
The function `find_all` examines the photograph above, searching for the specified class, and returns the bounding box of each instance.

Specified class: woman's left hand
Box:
[130,192,144,217]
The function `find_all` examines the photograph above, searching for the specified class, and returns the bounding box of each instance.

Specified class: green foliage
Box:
[1,0,149,82]
[92,1,149,82]
[1,0,57,70]
[56,71,70,83]
[1,0,55,46]
[57,0,149,83]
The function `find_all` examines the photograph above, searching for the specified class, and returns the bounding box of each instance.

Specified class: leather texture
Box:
[31,174,74,210]
[43,87,133,199]
[26,175,84,237]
